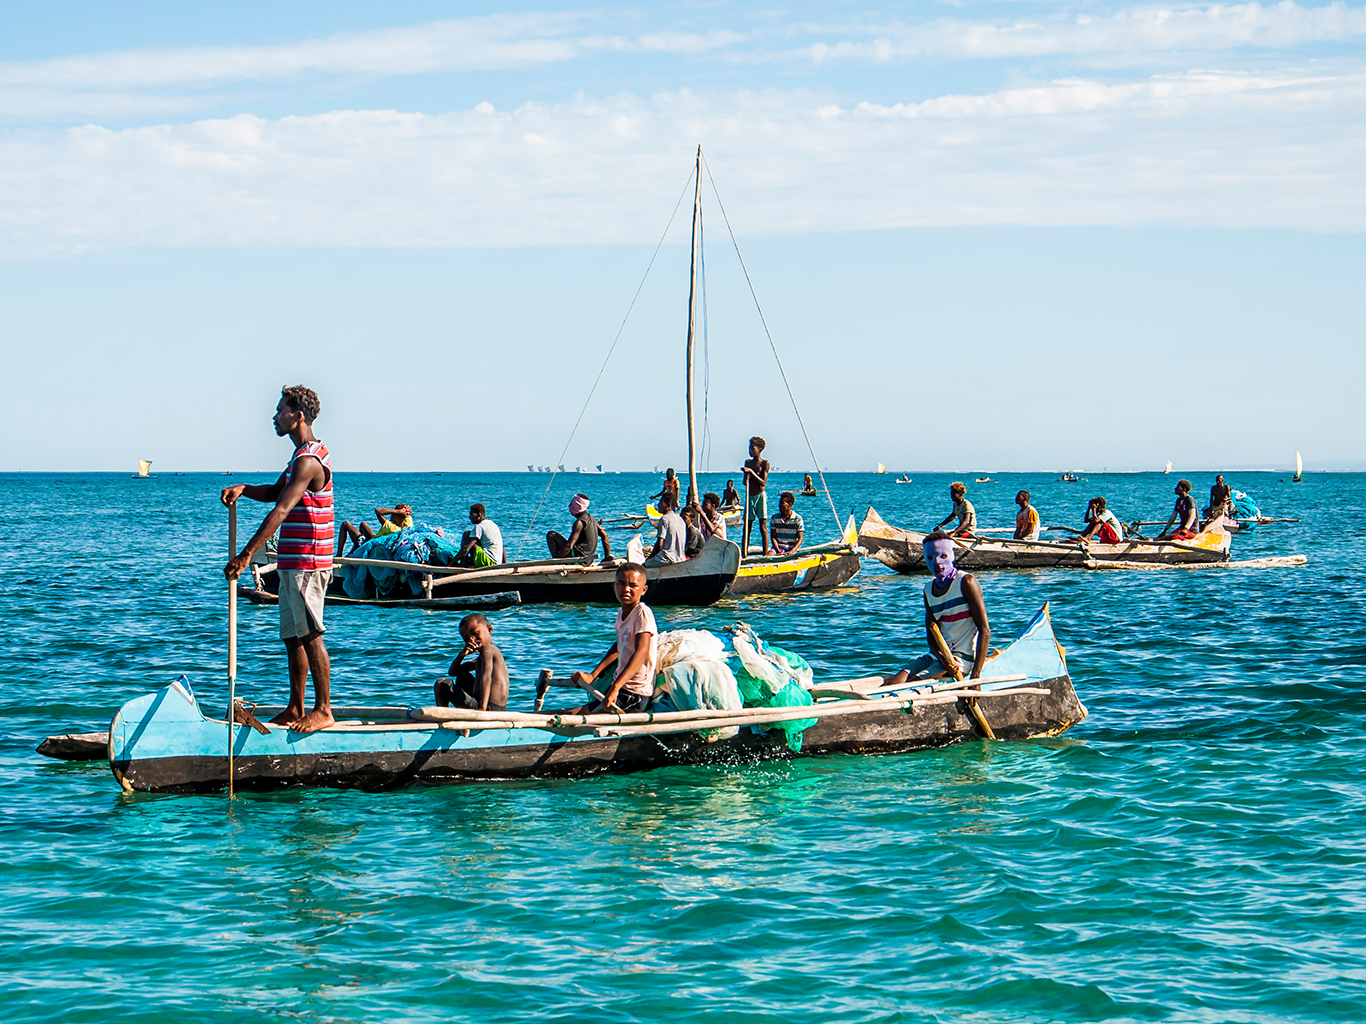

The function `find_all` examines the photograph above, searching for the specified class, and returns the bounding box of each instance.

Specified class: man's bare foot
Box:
[270,708,303,725]
[288,708,335,733]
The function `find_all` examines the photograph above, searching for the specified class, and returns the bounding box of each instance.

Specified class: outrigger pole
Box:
[227,503,237,799]
[684,144,702,510]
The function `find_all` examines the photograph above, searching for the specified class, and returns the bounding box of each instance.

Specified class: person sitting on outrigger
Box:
[1158,479,1200,540]
[455,503,504,567]
[887,531,990,685]
[645,492,687,566]
[801,473,816,494]
[933,482,977,537]
[547,494,613,560]
[1079,496,1124,544]
[1205,474,1232,520]
[565,563,658,714]
[336,503,412,556]
[435,613,508,712]
[1013,490,1040,541]
[721,480,741,508]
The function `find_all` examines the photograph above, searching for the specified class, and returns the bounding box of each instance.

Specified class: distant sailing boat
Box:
[134,459,152,479]
[1164,460,1173,474]
[1293,451,1303,483]
[875,463,886,474]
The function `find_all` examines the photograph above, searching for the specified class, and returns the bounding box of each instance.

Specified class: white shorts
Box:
[278,568,331,640]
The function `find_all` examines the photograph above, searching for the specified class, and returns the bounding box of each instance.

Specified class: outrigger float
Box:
[93,604,1084,793]
[859,507,1233,572]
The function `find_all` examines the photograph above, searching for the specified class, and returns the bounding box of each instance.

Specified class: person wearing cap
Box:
[547,493,613,560]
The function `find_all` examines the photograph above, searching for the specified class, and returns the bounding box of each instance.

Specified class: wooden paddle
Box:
[927,620,996,740]
[227,502,237,799]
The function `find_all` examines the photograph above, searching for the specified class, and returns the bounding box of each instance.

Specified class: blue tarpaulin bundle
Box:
[336,525,461,598]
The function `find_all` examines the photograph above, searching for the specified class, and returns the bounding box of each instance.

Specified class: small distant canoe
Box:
[859,506,1231,572]
[106,604,1085,793]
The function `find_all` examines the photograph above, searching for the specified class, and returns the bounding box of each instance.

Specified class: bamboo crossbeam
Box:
[335,554,600,578]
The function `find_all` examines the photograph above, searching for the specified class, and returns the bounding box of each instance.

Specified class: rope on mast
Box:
[516,166,697,559]
[700,152,843,536]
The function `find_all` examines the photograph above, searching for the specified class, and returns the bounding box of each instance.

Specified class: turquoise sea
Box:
[2,469,1360,1023]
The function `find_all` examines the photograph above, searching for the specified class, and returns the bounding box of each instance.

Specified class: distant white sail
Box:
[1294,450,1303,480]
[876,463,886,474]
[137,459,152,478]
[1164,460,1172,474]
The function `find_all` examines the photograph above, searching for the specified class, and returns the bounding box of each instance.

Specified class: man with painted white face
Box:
[886,530,990,686]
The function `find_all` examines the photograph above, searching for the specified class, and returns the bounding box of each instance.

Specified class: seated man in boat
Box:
[1158,479,1200,540]
[801,473,816,494]
[645,492,687,566]
[1013,490,1040,541]
[933,482,977,537]
[721,480,741,508]
[769,491,805,555]
[699,492,728,542]
[741,436,771,555]
[455,503,504,567]
[1079,496,1124,544]
[434,613,508,713]
[886,531,990,685]
[566,563,658,714]
[547,494,613,561]
[680,503,705,558]
[336,503,412,556]
[1205,475,1232,520]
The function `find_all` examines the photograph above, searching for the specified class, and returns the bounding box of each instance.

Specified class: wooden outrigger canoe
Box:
[727,516,863,596]
[105,604,1084,793]
[859,506,1232,573]
[246,537,741,607]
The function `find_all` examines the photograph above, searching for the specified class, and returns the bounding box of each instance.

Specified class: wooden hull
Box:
[107,606,1085,793]
[240,586,520,611]
[727,546,862,595]
[259,538,741,608]
[859,506,1231,573]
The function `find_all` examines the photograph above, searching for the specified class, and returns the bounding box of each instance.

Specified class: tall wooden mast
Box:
[684,146,702,509]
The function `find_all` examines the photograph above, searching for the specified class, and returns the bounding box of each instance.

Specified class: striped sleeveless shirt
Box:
[277,441,333,571]
[923,575,978,657]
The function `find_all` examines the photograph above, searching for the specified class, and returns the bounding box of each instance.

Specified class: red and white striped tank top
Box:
[277,441,334,571]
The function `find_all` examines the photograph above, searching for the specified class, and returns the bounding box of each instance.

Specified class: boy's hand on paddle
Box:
[570,670,594,688]
[220,484,246,506]
[224,553,250,581]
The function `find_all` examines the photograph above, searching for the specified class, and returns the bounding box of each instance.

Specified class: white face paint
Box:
[924,539,957,583]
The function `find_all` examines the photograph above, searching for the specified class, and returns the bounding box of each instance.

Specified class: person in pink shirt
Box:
[566,563,659,714]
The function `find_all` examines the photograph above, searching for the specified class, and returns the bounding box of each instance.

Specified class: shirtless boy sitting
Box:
[434,613,509,712]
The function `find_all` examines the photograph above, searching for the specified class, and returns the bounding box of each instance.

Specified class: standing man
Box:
[1013,490,1040,541]
[741,436,771,555]
[222,385,335,733]
[1206,475,1232,520]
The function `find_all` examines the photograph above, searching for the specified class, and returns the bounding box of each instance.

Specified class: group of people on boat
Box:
[928,475,1237,548]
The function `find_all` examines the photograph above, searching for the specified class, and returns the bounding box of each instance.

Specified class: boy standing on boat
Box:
[567,563,659,714]
[222,385,335,733]
[435,613,508,712]
[741,436,771,555]
[887,531,990,685]
[1013,491,1040,541]
[933,482,977,538]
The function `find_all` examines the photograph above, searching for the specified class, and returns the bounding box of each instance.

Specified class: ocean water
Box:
[2,469,1361,1024]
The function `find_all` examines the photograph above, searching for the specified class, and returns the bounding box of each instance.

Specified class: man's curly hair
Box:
[280,385,321,424]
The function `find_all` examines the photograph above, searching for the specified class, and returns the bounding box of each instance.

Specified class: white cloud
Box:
[3,64,1365,257]
[805,2,1366,63]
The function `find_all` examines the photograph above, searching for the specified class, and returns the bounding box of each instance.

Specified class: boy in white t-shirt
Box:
[567,563,659,714]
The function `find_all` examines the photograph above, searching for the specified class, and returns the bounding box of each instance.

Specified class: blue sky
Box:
[2,2,1363,472]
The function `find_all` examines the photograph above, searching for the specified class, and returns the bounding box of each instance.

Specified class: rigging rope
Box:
[700,152,843,536]
[700,203,711,474]
[515,166,697,559]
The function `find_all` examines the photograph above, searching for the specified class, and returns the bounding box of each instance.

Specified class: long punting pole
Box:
[227,502,237,799]
[684,145,702,511]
